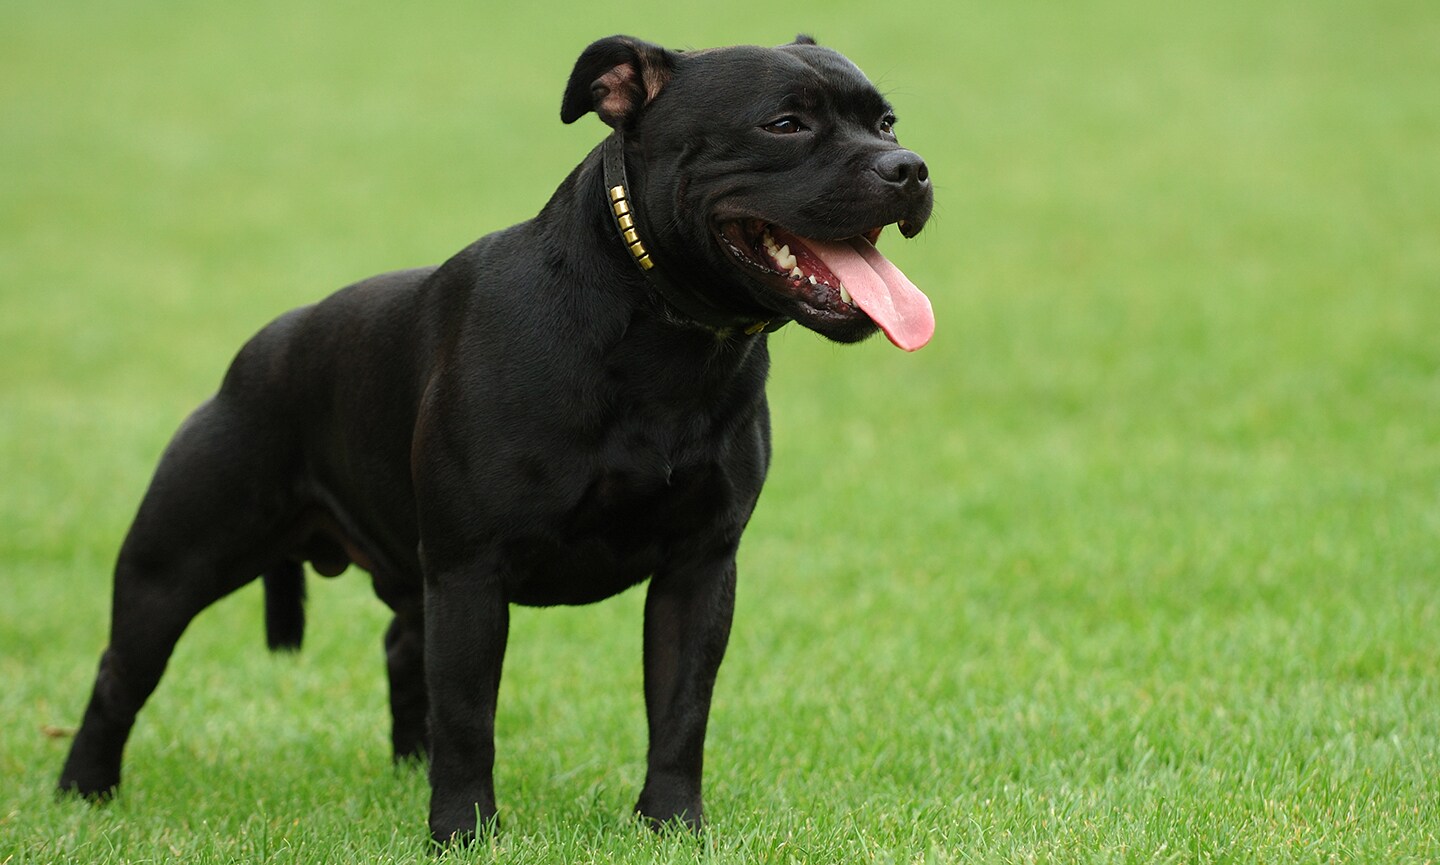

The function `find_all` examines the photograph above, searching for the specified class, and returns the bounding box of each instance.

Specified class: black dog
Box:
[58,34,933,844]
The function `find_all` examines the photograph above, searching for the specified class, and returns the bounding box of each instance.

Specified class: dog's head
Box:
[562,35,935,351]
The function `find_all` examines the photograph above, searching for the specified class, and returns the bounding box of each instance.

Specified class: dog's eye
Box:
[762,116,807,135]
[879,114,898,136]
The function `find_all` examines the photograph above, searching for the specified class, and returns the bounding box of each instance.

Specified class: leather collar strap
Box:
[602,131,787,335]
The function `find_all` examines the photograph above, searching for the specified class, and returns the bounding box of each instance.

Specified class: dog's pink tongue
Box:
[806,236,934,351]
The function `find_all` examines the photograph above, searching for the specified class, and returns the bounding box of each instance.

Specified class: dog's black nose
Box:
[874,150,930,190]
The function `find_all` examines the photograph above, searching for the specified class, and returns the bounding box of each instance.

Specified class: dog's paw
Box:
[428,809,499,848]
[55,776,118,805]
[636,808,703,835]
[635,782,704,834]
[57,751,123,805]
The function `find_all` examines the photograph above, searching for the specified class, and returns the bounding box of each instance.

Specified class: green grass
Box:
[4,0,1440,861]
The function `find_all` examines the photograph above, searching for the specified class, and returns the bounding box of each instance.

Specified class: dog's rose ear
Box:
[792,34,818,46]
[561,36,677,128]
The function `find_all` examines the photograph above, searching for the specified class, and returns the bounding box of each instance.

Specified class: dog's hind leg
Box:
[383,602,428,763]
[58,398,297,799]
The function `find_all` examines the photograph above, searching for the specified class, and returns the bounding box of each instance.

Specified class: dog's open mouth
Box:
[716,220,934,351]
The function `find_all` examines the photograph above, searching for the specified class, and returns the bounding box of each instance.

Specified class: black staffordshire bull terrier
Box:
[58,34,934,843]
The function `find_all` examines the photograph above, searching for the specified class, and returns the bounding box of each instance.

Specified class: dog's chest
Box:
[502,422,742,606]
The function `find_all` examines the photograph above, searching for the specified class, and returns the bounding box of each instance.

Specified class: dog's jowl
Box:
[58,34,934,844]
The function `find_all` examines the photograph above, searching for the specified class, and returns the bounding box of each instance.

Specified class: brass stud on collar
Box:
[609,183,653,269]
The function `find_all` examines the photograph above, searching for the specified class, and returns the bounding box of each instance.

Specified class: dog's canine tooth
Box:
[759,232,797,272]
[839,284,853,305]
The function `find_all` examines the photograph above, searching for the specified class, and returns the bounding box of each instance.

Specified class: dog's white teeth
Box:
[808,275,819,285]
[790,266,803,278]
[839,284,853,305]
[762,233,797,272]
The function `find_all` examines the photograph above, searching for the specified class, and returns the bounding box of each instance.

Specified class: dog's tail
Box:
[262,560,306,651]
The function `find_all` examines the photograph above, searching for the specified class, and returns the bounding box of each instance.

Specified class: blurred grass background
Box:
[3,0,1439,862]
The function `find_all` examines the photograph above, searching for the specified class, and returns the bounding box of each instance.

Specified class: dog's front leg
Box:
[635,550,738,831]
[422,566,508,845]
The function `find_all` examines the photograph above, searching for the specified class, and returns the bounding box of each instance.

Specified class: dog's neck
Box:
[601,131,787,337]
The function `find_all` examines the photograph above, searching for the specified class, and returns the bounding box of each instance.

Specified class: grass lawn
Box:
[3,0,1439,862]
